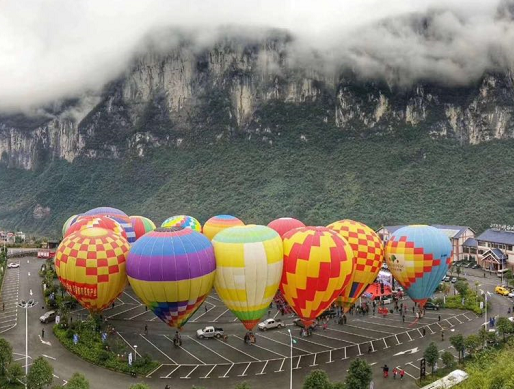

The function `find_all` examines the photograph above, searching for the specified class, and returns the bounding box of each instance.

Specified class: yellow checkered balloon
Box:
[55,227,130,313]
[328,220,384,312]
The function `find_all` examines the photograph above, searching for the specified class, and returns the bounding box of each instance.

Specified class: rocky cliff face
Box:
[1,37,514,169]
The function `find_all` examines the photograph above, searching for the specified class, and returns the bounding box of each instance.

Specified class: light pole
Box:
[133,345,137,362]
[18,299,37,389]
[287,329,293,389]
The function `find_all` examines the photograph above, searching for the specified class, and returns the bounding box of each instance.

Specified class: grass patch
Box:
[53,318,159,377]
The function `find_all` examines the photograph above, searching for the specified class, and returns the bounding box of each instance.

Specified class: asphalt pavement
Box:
[0,260,505,389]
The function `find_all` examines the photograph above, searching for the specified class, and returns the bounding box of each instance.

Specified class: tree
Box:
[441,351,455,368]
[66,373,89,389]
[496,317,513,341]
[424,342,439,374]
[478,326,488,347]
[128,384,151,389]
[456,265,462,277]
[235,384,251,389]
[0,338,13,375]
[303,370,332,389]
[6,362,24,384]
[440,282,451,296]
[27,356,53,389]
[344,358,372,389]
[450,334,465,362]
[464,334,481,356]
[454,280,469,296]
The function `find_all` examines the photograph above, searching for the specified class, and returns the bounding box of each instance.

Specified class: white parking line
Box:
[212,309,230,322]
[162,365,181,379]
[163,335,206,364]
[396,365,417,379]
[126,309,153,320]
[238,362,251,377]
[214,338,260,361]
[180,365,199,379]
[190,303,217,322]
[256,333,310,353]
[325,327,376,340]
[186,335,234,363]
[200,365,217,379]
[140,334,177,364]
[344,324,395,335]
[310,331,357,346]
[123,291,141,304]
[107,305,140,318]
[231,335,287,358]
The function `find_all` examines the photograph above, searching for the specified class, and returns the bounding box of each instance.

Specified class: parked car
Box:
[40,310,57,324]
[451,277,458,283]
[258,318,285,331]
[7,263,19,268]
[443,276,451,282]
[472,264,480,269]
[424,302,440,311]
[495,286,510,296]
[293,318,319,329]
[196,326,224,339]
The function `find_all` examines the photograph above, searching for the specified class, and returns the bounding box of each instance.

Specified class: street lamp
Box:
[287,329,293,389]
[18,299,37,389]
[133,345,137,362]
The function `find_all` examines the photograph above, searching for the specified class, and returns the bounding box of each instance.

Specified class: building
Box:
[470,227,514,271]
[376,224,475,263]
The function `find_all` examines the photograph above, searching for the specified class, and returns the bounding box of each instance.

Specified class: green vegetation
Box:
[60,373,89,389]
[27,357,53,389]
[441,288,486,315]
[423,342,439,374]
[3,133,514,237]
[53,318,159,376]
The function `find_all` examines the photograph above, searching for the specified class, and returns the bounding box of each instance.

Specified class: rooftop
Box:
[476,228,514,246]
[432,225,472,239]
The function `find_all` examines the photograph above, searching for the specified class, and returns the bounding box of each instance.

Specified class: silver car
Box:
[40,311,57,324]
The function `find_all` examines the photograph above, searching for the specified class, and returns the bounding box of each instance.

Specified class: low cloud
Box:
[0,0,512,112]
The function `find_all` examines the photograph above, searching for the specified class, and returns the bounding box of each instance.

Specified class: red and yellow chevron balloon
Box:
[280,227,354,327]
[55,227,130,312]
[64,215,128,240]
[327,220,384,312]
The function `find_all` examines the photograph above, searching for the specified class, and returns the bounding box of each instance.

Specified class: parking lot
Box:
[69,287,477,382]
[0,259,20,333]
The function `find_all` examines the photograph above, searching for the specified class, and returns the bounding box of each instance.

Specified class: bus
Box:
[421,369,468,389]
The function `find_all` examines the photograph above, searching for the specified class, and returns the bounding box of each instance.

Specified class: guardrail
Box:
[6,250,38,258]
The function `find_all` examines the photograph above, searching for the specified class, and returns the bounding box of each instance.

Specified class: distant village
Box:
[0,230,26,244]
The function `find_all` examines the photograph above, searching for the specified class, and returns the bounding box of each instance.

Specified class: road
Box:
[0,260,504,389]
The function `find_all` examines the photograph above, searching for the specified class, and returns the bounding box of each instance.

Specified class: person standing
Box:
[144,325,148,336]
[41,328,45,338]
[400,369,405,380]
[392,367,398,379]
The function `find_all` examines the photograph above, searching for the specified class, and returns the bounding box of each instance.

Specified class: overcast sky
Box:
[0,0,512,112]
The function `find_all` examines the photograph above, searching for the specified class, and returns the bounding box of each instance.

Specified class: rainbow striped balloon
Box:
[213,225,283,330]
[161,215,202,232]
[126,228,216,329]
[83,207,136,244]
[203,215,244,241]
[130,216,156,240]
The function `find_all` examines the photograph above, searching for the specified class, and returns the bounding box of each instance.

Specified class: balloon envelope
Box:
[161,215,202,232]
[268,217,305,238]
[213,225,283,330]
[127,228,216,329]
[280,227,354,327]
[385,225,452,306]
[130,216,156,240]
[83,207,136,243]
[65,216,128,240]
[327,220,384,312]
[55,227,130,312]
[62,214,80,238]
[203,215,244,241]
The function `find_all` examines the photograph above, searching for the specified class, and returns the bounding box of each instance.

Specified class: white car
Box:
[509,292,514,298]
[258,318,285,330]
[7,263,19,268]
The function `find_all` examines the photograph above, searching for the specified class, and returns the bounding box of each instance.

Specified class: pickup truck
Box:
[257,318,285,330]
[196,326,224,339]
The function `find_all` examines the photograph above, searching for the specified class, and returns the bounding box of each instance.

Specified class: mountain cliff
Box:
[2,36,514,236]
[1,36,514,170]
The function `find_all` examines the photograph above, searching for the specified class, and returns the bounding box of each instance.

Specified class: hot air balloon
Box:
[327,220,384,312]
[55,227,130,312]
[203,215,244,241]
[161,215,202,232]
[64,216,128,240]
[268,217,305,238]
[280,227,354,327]
[130,216,156,240]
[83,207,136,244]
[62,214,81,238]
[213,225,283,330]
[385,225,452,307]
[126,227,216,329]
